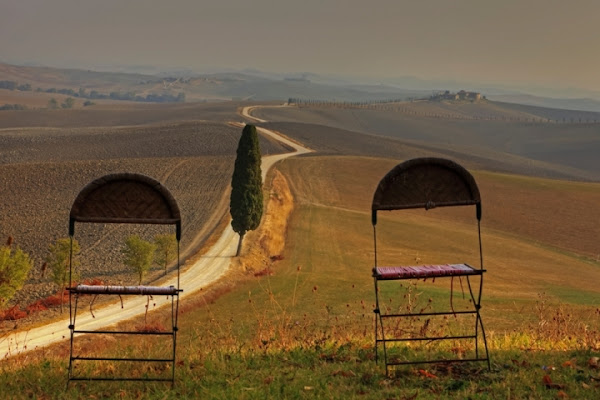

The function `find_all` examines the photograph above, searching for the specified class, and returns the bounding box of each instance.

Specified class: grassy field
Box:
[1,154,599,398]
[275,155,600,305]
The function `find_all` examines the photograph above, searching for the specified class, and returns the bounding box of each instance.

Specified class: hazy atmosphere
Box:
[3,1,600,398]
[2,0,599,95]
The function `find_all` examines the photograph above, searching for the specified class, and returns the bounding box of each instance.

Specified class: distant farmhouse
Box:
[430,90,483,102]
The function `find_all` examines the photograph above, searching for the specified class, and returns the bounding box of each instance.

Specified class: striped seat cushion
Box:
[72,285,180,295]
[373,263,479,279]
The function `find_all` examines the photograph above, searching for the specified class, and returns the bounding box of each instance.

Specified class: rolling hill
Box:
[253,103,600,181]
[0,62,422,104]
[1,62,600,398]
[0,103,290,309]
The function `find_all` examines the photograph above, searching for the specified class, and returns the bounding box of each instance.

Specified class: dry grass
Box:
[232,169,294,274]
[277,155,600,259]
[0,89,84,108]
[0,101,247,129]
[274,156,600,318]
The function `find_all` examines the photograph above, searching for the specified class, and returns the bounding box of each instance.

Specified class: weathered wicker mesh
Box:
[372,158,480,215]
[70,173,181,227]
[67,174,183,385]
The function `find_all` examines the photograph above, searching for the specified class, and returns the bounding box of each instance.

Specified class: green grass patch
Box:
[544,285,600,305]
[2,339,600,399]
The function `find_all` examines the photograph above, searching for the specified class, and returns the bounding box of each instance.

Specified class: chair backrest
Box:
[69,173,181,239]
[372,157,481,225]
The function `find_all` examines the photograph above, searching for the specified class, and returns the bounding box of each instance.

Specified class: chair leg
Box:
[373,277,379,364]
[477,310,491,370]
[374,309,379,363]
[374,311,390,375]
[466,276,490,370]
[474,305,480,359]
[374,278,393,375]
[373,274,489,374]
[67,294,79,386]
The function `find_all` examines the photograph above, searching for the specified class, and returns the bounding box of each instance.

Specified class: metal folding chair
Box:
[371,158,490,374]
[67,173,182,386]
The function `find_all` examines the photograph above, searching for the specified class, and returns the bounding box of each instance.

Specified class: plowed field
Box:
[0,105,289,308]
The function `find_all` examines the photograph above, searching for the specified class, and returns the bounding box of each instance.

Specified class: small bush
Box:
[254,267,273,277]
[25,302,48,313]
[1,305,27,320]
[40,290,69,307]
[135,322,167,333]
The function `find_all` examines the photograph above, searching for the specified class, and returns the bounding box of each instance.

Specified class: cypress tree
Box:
[230,124,263,256]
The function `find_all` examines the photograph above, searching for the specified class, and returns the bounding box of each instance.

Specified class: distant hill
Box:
[0,62,420,104]
[488,93,600,113]
[4,62,600,113]
[253,102,600,182]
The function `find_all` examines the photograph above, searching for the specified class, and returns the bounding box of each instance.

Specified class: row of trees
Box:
[288,97,407,106]
[1,79,185,104]
[121,234,178,285]
[0,80,31,91]
[47,97,75,109]
[0,233,178,313]
[47,234,178,291]
[0,104,27,111]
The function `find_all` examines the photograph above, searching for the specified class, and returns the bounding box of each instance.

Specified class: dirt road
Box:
[1,105,310,359]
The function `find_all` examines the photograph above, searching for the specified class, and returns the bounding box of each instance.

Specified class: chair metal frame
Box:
[66,173,182,386]
[371,158,490,374]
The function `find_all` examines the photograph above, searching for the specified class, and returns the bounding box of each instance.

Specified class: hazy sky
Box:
[2,0,599,92]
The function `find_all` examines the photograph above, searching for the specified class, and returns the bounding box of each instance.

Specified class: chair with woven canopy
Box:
[371,157,490,374]
[67,173,182,386]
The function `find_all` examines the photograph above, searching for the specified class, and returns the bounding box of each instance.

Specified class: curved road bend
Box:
[1,105,311,359]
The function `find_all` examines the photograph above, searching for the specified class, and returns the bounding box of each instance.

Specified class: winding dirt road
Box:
[1,105,310,359]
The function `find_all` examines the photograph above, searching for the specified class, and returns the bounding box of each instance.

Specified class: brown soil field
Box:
[0,62,150,90]
[275,156,600,261]
[0,89,86,108]
[261,121,595,181]
[0,112,290,311]
[0,101,255,129]
[255,104,600,180]
[493,100,600,122]
[274,156,600,304]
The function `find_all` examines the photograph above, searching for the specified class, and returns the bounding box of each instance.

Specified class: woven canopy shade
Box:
[69,173,181,238]
[372,158,481,224]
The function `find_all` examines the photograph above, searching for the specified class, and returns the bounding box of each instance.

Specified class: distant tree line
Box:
[0,104,27,111]
[288,98,406,107]
[1,80,185,103]
[0,80,32,91]
[47,97,75,109]
[85,90,185,103]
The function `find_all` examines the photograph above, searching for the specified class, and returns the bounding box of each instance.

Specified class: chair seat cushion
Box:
[373,263,480,280]
[71,284,179,295]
